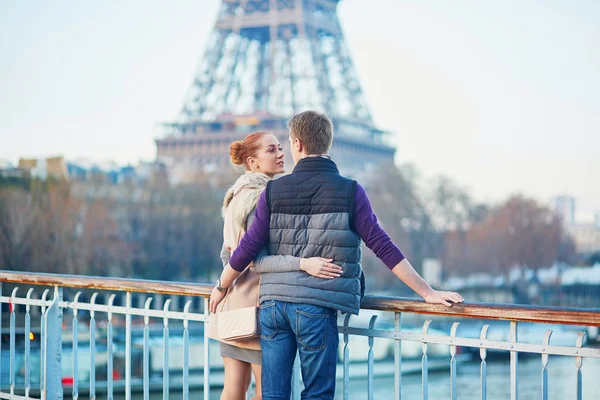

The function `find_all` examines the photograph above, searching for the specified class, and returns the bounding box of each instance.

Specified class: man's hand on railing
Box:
[423,290,464,307]
[391,258,464,307]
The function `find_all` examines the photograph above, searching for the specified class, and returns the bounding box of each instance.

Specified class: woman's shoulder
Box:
[223,183,267,229]
[229,185,265,212]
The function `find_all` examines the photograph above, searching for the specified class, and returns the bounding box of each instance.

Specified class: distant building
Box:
[66,162,88,182]
[156,114,394,178]
[0,168,25,179]
[9,155,168,188]
[0,160,23,179]
[551,195,600,254]
[552,195,576,225]
[568,223,600,255]
[18,156,69,181]
[66,160,147,185]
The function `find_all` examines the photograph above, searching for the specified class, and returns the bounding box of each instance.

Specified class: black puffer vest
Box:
[259,156,365,314]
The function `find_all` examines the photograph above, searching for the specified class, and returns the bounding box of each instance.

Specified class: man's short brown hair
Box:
[288,111,333,155]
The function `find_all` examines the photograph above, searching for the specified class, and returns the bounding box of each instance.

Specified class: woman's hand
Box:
[209,287,227,314]
[300,257,343,279]
[423,290,464,307]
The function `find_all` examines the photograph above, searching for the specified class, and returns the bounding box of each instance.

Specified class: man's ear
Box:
[294,137,302,152]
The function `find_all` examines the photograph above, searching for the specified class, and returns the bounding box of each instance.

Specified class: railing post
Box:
[107,294,116,400]
[25,288,34,399]
[163,299,172,400]
[10,287,18,396]
[450,322,460,400]
[422,320,432,400]
[367,315,378,400]
[90,293,99,400]
[143,297,153,400]
[43,286,63,400]
[575,332,585,400]
[203,297,210,400]
[510,321,518,400]
[125,291,132,400]
[342,313,352,400]
[480,325,490,400]
[0,284,2,387]
[394,312,402,400]
[183,300,192,400]
[40,288,50,393]
[72,292,82,400]
[541,330,552,400]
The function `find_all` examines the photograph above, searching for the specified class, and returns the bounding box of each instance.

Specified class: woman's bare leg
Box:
[221,357,252,400]
[250,363,262,400]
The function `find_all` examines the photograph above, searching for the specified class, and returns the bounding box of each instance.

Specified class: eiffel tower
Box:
[156,0,395,175]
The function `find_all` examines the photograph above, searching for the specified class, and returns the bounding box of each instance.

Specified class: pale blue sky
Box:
[1,1,599,217]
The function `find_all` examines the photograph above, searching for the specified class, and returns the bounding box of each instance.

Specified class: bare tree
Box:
[0,179,131,275]
[426,175,475,232]
[443,195,569,274]
[0,187,38,270]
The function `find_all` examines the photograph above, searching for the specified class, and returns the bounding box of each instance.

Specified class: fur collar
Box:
[222,172,272,230]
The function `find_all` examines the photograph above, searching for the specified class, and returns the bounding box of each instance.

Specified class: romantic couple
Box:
[209,110,464,400]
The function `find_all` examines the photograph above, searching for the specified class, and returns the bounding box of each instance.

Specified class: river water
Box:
[137,355,600,400]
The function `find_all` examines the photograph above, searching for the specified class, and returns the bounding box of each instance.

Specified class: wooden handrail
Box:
[1,270,599,326]
[361,296,600,327]
[0,271,213,297]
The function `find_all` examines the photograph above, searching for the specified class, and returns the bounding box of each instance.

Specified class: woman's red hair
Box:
[229,131,269,169]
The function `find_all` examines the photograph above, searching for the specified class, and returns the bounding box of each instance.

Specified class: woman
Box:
[215,131,342,400]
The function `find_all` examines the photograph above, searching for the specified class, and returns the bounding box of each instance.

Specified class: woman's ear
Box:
[247,156,258,170]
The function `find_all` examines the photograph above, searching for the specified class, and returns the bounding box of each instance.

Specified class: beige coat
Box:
[212,172,271,351]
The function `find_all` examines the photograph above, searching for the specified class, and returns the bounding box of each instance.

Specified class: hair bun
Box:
[230,141,244,165]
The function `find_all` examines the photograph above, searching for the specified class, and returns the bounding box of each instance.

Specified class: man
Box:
[210,111,463,399]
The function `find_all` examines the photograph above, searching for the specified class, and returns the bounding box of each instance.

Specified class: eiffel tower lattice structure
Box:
[156,0,396,175]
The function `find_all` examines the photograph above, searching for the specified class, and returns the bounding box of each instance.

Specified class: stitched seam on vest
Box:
[273,243,361,249]
[272,206,349,209]
[348,181,356,232]
[269,227,356,232]
[270,211,346,215]
[272,188,348,193]
[272,193,350,197]
[272,211,349,214]
[271,203,349,207]
[278,191,348,195]
[271,202,348,205]
[292,167,339,173]
[266,180,272,211]
[260,281,359,296]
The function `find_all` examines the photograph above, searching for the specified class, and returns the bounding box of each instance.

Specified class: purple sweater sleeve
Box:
[229,190,270,272]
[353,183,405,270]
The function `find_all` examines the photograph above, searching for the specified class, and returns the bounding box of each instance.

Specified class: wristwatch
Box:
[215,278,228,293]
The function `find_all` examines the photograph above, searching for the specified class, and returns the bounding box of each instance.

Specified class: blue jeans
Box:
[260,300,339,400]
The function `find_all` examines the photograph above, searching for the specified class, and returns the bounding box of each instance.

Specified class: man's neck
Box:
[299,153,331,160]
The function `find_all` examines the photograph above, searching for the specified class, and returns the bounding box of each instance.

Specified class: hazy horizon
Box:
[1,0,599,218]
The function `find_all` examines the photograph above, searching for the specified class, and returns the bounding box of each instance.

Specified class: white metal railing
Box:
[0,271,599,400]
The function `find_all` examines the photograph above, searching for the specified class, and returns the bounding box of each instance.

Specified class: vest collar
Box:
[293,156,340,174]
